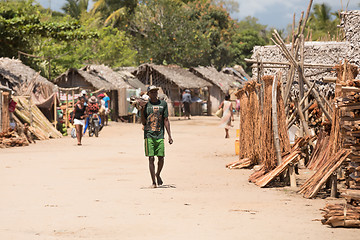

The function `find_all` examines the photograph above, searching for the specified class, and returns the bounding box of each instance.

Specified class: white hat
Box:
[147,85,159,93]
[81,90,87,96]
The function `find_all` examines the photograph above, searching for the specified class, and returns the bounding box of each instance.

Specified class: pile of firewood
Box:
[0,128,29,148]
[321,203,360,228]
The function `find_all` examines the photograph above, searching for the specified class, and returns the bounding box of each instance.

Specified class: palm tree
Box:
[91,0,137,26]
[307,3,339,40]
[61,0,89,19]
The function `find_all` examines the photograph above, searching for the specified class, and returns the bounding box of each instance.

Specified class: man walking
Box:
[182,89,192,119]
[141,86,173,188]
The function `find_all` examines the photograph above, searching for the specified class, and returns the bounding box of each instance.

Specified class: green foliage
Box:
[307,3,340,40]
[129,0,211,67]
[61,0,89,19]
[91,0,137,27]
[230,29,266,73]
[0,0,98,59]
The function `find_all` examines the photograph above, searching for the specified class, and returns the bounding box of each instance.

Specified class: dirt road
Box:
[0,116,358,239]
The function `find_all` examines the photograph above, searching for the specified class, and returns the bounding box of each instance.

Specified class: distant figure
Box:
[84,95,100,133]
[140,85,173,188]
[102,93,111,125]
[71,97,88,145]
[182,89,192,119]
[235,97,241,117]
[80,90,88,106]
[98,93,106,127]
[219,94,234,138]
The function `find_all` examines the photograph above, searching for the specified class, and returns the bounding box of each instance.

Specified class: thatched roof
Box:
[115,69,146,91]
[134,64,212,89]
[190,66,241,93]
[54,68,117,91]
[0,57,57,104]
[83,65,146,91]
[82,65,132,89]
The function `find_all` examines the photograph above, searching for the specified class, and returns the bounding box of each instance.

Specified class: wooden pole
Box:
[72,89,75,110]
[289,162,297,188]
[66,90,69,127]
[330,172,338,198]
[272,73,282,166]
[29,97,33,127]
[1,92,10,131]
[53,93,57,127]
[271,32,332,122]
[0,91,2,132]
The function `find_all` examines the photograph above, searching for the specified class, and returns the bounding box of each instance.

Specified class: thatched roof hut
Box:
[82,65,132,89]
[134,64,212,90]
[115,67,146,91]
[133,64,212,116]
[81,65,146,117]
[0,57,57,105]
[190,66,241,92]
[53,68,117,91]
[189,66,241,113]
[82,65,146,91]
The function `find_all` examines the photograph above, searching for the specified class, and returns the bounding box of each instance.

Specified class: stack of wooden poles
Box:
[321,203,360,228]
[13,96,62,140]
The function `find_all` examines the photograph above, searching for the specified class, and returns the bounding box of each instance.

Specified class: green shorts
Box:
[144,138,165,157]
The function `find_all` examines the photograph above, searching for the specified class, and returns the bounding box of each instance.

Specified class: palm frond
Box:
[104,7,126,26]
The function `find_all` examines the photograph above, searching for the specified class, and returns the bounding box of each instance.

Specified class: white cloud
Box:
[233,0,359,19]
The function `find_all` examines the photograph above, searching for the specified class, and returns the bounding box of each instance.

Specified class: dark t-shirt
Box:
[74,104,86,120]
[143,100,168,139]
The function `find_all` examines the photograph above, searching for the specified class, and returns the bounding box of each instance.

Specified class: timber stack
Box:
[334,61,360,200]
[13,96,62,140]
[0,128,29,148]
[321,203,360,228]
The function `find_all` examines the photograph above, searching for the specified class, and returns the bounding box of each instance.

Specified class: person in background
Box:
[140,85,173,188]
[236,97,241,117]
[84,95,100,133]
[102,93,111,125]
[219,94,234,138]
[80,90,88,106]
[182,89,192,120]
[71,96,87,145]
[98,93,106,127]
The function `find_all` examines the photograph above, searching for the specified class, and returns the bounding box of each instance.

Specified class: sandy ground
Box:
[0,116,358,240]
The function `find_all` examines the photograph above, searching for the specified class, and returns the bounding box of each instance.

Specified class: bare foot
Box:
[156,175,163,186]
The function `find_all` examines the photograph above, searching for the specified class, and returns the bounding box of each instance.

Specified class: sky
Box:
[35,0,360,30]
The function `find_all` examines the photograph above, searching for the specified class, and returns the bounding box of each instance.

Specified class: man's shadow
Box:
[141,184,176,189]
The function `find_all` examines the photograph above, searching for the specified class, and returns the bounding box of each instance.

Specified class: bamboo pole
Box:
[272,73,282,166]
[66,90,69,127]
[53,93,57,127]
[1,92,10,131]
[0,90,2,132]
[271,33,332,122]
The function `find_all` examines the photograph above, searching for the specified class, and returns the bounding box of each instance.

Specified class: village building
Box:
[81,65,147,119]
[133,64,212,116]
[53,68,119,120]
[189,66,242,113]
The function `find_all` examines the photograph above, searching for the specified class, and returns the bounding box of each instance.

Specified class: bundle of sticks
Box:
[298,149,351,198]
[254,136,312,187]
[321,203,360,228]
[0,128,29,148]
[226,158,252,169]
